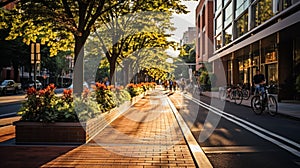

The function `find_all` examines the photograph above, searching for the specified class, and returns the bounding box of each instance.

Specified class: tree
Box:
[92,1,187,83]
[1,0,187,91]
[1,0,125,93]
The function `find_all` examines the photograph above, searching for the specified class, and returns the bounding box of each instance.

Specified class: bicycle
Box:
[218,85,242,104]
[240,84,250,100]
[230,85,243,105]
[219,85,231,101]
[251,85,278,116]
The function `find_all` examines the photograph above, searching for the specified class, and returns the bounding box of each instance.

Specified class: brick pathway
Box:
[0,90,197,168]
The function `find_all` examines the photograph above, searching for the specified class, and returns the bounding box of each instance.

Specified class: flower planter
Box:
[13,93,146,145]
[14,121,86,145]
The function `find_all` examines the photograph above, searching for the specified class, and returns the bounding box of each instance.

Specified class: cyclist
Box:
[253,69,266,95]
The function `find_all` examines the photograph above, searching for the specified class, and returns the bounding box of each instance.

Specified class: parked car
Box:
[0,80,22,95]
[23,80,42,90]
[67,81,89,90]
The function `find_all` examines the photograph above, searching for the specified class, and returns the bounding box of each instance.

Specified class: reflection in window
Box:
[253,0,274,28]
[236,12,248,38]
[224,2,233,27]
[202,7,206,28]
[236,0,250,18]
[216,0,222,12]
[227,61,232,84]
[202,31,206,54]
[224,0,230,5]
[215,34,222,50]
[224,25,233,45]
[215,14,222,35]
[275,0,298,12]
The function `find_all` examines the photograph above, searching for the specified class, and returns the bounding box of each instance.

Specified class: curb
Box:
[166,97,213,168]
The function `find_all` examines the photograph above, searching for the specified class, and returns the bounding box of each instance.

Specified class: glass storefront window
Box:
[216,0,222,13]
[224,25,233,45]
[265,51,277,63]
[224,2,233,27]
[252,0,274,28]
[267,63,278,85]
[224,0,230,6]
[235,12,248,38]
[294,37,300,93]
[215,34,222,50]
[261,34,277,64]
[202,30,206,54]
[239,60,244,84]
[252,56,259,68]
[236,0,250,18]
[275,0,299,12]
[215,14,222,35]
[227,61,232,84]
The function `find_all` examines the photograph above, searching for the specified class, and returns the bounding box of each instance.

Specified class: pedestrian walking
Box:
[180,78,185,92]
[169,79,173,91]
[173,80,177,91]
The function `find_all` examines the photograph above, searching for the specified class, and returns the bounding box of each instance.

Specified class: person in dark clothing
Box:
[169,79,173,91]
[253,70,266,94]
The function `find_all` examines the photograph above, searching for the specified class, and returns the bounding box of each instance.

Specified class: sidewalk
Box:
[201,91,300,119]
[0,89,211,167]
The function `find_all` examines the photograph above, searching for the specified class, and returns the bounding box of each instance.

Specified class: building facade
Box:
[181,27,197,45]
[195,0,214,70]
[208,0,300,102]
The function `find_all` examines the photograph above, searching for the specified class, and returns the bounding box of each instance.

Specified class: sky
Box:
[166,1,198,57]
[170,1,199,42]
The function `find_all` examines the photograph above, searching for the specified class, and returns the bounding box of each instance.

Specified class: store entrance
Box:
[265,63,278,94]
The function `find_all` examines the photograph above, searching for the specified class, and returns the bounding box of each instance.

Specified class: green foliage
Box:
[94,83,117,112]
[126,83,144,97]
[18,84,78,122]
[198,70,217,91]
[179,43,195,63]
[114,86,131,106]
[74,90,102,122]
[126,82,155,97]
[17,81,152,122]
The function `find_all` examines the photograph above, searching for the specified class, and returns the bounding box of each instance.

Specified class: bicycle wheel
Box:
[235,90,243,105]
[242,89,250,100]
[251,96,263,115]
[230,89,235,100]
[219,88,226,101]
[267,95,278,116]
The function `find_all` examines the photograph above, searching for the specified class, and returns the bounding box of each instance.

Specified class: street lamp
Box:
[31,42,41,89]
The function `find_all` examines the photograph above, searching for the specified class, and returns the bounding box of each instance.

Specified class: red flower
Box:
[38,89,45,96]
[95,82,107,90]
[107,85,115,90]
[49,83,56,90]
[126,83,135,88]
[27,87,37,95]
[82,88,90,99]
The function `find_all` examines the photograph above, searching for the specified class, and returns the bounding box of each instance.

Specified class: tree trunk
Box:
[13,63,19,82]
[109,59,116,85]
[73,36,85,95]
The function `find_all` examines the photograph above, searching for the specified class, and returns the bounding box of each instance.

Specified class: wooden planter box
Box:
[13,93,145,145]
[14,121,86,145]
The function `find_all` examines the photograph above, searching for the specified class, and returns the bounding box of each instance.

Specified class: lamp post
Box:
[31,42,41,89]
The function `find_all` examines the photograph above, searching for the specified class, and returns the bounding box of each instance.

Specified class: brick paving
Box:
[0,90,197,167]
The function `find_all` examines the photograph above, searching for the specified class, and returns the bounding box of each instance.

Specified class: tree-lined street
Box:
[0,0,300,167]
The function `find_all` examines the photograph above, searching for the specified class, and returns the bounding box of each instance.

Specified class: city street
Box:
[0,88,65,118]
[0,94,24,118]
[1,0,300,167]
[0,88,300,168]
[169,92,300,168]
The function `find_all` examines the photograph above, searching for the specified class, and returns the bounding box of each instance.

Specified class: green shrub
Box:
[18,84,78,122]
